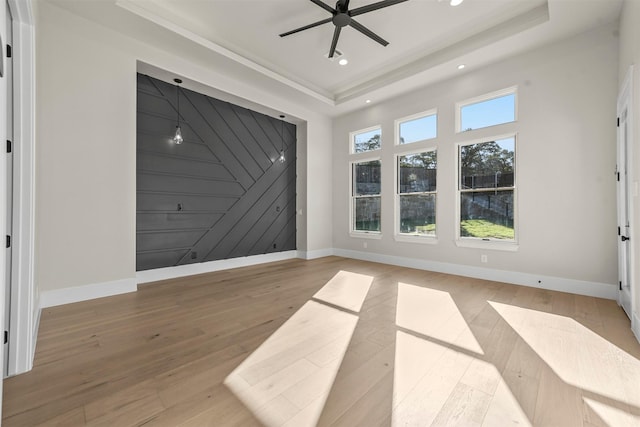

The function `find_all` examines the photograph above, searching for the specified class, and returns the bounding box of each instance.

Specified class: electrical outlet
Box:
[481,254,488,263]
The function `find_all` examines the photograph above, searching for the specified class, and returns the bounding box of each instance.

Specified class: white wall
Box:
[35,2,333,294]
[619,0,640,334]
[332,24,619,292]
[305,116,334,254]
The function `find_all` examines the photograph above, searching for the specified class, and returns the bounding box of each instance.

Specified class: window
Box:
[351,126,381,153]
[397,150,437,237]
[352,159,381,233]
[457,88,516,132]
[397,110,437,144]
[458,136,515,241]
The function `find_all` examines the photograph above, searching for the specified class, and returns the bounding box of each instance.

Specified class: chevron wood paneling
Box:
[136,74,297,271]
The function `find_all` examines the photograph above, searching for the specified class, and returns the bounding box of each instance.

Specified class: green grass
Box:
[415,223,436,233]
[460,219,514,239]
[400,222,436,235]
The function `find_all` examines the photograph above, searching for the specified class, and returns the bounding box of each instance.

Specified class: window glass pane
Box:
[460,190,514,240]
[353,160,381,196]
[399,114,436,144]
[398,152,437,193]
[460,137,514,190]
[460,93,515,131]
[353,128,381,153]
[400,194,436,235]
[354,197,381,231]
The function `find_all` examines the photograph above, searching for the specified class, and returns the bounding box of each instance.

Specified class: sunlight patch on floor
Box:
[224,301,358,427]
[490,301,640,418]
[583,397,640,427]
[396,282,484,354]
[391,330,472,426]
[312,270,374,312]
[481,378,532,426]
[224,270,373,426]
[392,284,530,426]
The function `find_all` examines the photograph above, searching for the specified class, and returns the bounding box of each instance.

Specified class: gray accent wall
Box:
[136,74,296,271]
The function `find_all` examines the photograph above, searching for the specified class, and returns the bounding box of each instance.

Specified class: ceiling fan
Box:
[280,0,410,58]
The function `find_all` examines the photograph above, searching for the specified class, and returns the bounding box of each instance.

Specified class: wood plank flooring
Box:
[2,256,639,426]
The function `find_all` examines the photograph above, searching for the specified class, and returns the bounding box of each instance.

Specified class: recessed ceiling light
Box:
[450,0,464,6]
[457,64,465,70]
[365,99,371,104]
[338,58,348,66]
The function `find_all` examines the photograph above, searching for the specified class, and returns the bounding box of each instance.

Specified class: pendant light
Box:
[279,115,286,163]
[173,78,183,145]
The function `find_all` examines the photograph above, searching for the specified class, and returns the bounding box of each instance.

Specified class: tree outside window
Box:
[459,137,515,240]
[353,160,381,232]
[353,128,381,153]
[398,151,437,236]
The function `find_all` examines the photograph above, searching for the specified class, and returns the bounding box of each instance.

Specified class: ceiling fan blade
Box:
[309,0,336,14]
[349,0,409,17]
[349,19,389,46]
[329,26,342,58]
[279,17,333,37]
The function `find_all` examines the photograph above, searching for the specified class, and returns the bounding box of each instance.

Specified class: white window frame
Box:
[455,133,518,251]
[455,86,518,133]
[350,156,383,239]
[350,124,382,154]
[395,108,438,146]
[394,147,438,244]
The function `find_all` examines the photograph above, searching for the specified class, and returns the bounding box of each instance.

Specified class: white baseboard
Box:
[333,248,617,300]
[137,251,299,284]
[297,248,335,260]
[633,312,640,344]
[40,278,137,308]
[38,248,617,308]
[30,307,41,367]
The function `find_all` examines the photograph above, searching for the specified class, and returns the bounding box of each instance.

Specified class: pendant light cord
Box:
[176,84,180,127]
[174,78,183,127]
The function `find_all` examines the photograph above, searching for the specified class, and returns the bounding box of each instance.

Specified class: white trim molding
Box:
[137,251,299,284]
[633,312,640,344]
[40,278,137,308]
[6,0,37,377]
[30,307,40,365]
[298,249,335,260]
[41,251,305,308]
[333,248,617,300]
[41,248,619,308]
[116,0,334,106]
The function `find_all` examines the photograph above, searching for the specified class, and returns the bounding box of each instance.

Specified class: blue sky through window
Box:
[399,114,437,144]
[461,93,515,131]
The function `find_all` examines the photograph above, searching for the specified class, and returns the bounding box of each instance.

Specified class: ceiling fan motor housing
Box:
[332,13,351,27]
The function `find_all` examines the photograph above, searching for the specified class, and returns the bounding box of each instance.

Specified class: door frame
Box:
[5,0,35,377]
[617,66,635,323]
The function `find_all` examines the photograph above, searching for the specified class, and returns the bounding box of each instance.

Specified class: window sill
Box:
[350,231,383,240]
[394,234,438,245]
[455,238,519,252]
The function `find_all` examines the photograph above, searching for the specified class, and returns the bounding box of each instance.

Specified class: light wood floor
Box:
[3,257,639,426]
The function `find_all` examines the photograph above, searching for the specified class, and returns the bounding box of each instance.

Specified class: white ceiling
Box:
[50,0,623,116]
